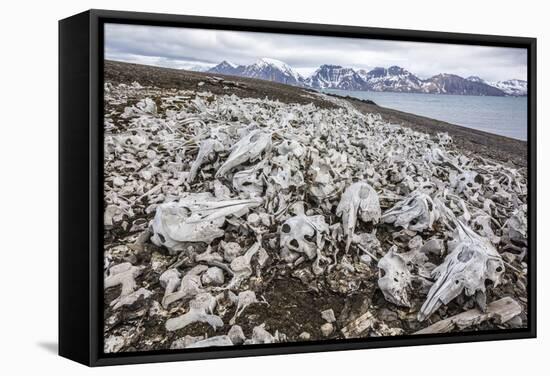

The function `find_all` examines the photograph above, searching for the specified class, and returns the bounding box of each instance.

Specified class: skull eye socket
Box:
[282,224,291,233]
[157,233,166,244]
[496,266,503,273]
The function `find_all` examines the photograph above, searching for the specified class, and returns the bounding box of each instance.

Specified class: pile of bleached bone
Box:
[102,80,527,353]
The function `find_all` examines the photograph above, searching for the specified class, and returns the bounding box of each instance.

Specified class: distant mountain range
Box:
[205,58,527,96]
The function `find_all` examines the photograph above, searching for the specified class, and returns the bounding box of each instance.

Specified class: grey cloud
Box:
[104,23,527,82]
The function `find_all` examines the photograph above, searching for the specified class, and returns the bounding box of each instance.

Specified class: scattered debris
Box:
[415,297,521,334]
[103,76,528,353]
[321,309,336,323]
[321,323,334,337]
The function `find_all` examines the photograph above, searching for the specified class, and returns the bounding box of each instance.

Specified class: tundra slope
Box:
[102,61,528,353]
[106,61,527,167]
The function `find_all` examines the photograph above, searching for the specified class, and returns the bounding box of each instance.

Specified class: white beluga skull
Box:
[308,152,337,200]
[471,213,500,244]
[232,163,265,197]
[280,214,329,261]
[503,207,527,246]
[136,97,157,114]
[418,220,505,321]
[427,147,455,165]
[437,132,452,146]
[187,138,224,183]
[276,139,305,158]
[381,191,439,232]
[122,97,157,118]
[377,246,412,307]
[450,170,481,194]
[150,192,262,252]
[336,181,381,251]
[216,130,272,177]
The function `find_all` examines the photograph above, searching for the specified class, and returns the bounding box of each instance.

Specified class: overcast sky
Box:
[105,23,527,82]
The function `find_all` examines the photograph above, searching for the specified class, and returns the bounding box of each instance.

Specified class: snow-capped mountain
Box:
[423,74,505,96]
[488,79,528,96]
[465,76,528,96]
[358,66,424,92]
[208,60,245,76]
[208,58,303,86]
[305,65,367,90]
[241,58,303,86]
[206,57,526,96]
[465,75,487,84]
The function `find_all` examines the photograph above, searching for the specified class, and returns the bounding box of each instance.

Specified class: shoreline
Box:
[343,96,527,167]
[105,60,527,167]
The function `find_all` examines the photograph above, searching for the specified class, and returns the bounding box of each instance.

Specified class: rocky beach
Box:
[102,60,528,353]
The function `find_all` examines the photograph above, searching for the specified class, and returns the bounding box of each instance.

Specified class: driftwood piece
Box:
[414,297,521,334]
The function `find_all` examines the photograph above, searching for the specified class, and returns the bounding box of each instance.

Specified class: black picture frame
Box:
[59,9,537,367]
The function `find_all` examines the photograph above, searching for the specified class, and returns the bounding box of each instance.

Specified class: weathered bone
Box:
[450,170,480,194]
[159,268,181,306]
[216,130,272,177]
[162,265,208,308]
[165,292,223,331]
[381,191,439,232]
[112,288,152,310]
[185,335,233,348]
[229,290,258,325]
[377,246,412,307]
[150,193,262,252]
[188,138,224,183]
[228,325,246,345]
[415,297,521,334]
[202,267,225,286]
[471,213,500,244]
[336,182,381,251]
[418,219,505,321]
[280,214,329,262]
[437,132,453,146]
[223,242,261,290]
[232,163,265,197]
[244,324,277,344]
[220,241,243,262]
[504,207,527,246]
[104,262,143,306]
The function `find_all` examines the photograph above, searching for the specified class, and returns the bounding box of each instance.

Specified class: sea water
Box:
[324,89,527,141]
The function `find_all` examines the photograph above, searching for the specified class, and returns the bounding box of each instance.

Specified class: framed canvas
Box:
[59,9,536,366]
